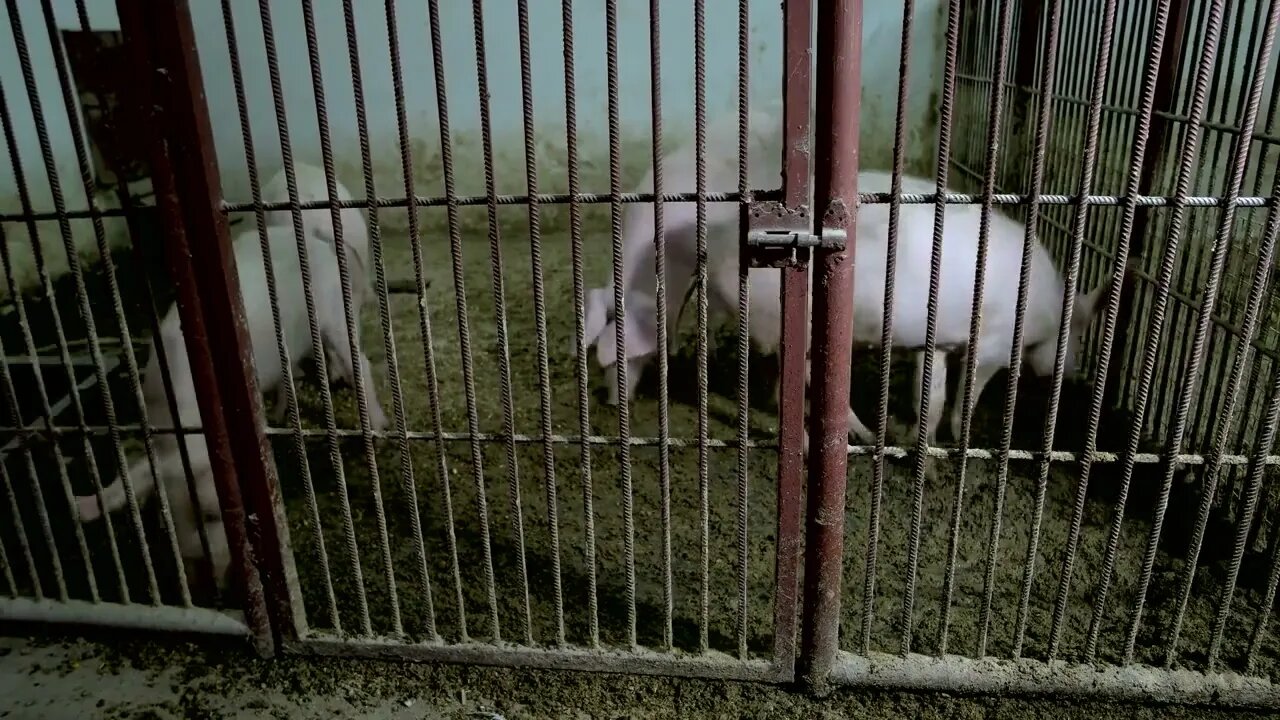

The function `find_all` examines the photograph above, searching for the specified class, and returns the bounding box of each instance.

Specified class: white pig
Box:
[699,169,1122,445]
[76,221,388,595]
[262,163,371,387]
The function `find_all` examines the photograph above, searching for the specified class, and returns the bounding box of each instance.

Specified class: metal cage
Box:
[2,0,1280,709]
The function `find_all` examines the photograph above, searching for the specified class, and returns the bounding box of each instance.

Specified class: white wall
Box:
[2,0,945,208]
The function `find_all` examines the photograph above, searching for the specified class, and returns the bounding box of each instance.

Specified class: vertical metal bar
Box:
[0,506,16,596]
[900,0,961,657]
[6,0,145,604]
[469,0,530,644]
[338,0,409,639]
[865,0,913,658]
[80,0,216,599]
[733,0,752,663]
[1086,0,1228,663]
[1101,0,1194,415]
[253,0,370,638]
[800,0,861,686]
[221,0,335,632]
[1047,0,1174,663]
[1137,0,1280,666]
[118,0,287,653]
[690,0,711,656]
[426,0,479,643]
[0,324,54,601]
[1191,1,1271,454]
[1016,0,1118,658]
[952,0,1015,659]
[38,0,193,607]
[1000,0,1065,660]
[645,0,674,652]
[560,0,599,649]
[1171,0,1254,448]
[381,0,440,644]
[514,0,565,650]
[0,225,80,603]
[1,456,38,598]
[606,0,637,650]
[299,0,402,638]
[1246,455,1280,674]
[1216,354,1280,672]
[771,0,812,674]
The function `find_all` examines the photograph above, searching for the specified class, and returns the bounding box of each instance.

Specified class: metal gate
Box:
[5,0,1280,708]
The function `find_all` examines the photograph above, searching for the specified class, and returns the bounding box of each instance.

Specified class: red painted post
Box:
[800,0,862,688]
[766,0,814,680]
[117,0,298,653]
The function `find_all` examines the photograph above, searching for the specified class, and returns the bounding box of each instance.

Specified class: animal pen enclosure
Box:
[3,0,1280,709]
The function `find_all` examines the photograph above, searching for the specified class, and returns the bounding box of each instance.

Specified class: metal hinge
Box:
[746,228,847,251]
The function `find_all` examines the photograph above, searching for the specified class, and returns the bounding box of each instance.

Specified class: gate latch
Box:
[746,228,847,251]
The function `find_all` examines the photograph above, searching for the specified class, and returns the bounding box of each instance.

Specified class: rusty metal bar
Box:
[1086,0,1229,663]
[862,0,914,657]
[1021,0,1119,659]
[515,0,566,650]
[6,0,145,605]
[1047,0,1174,663]
[219,0,333,634]
[298,0,403,638]
[769,0,812,676]
[800,0,861,686]
[1246,440,1280,673]
[645,0,676,652]
[74,0,217,599]
[1217,363,1280,672]
[424,0,474,644]
[1101,0,1194,415]
[469,0,530,645]
[1130,0,1280,668]
[900,0,961,658]
[1000,0,1065,660]
[955,0,1015,660]
[1187,0,1275,456]
[0,239,77,603]
[253,0,370,638]
[692,0,711,656]
[338,0,413,640]
[39,0,196,607]
[0,515,15,596]
[560,0,600,649]
[118,0,290,653]
[0,358,44,600]
[380,0,441,644]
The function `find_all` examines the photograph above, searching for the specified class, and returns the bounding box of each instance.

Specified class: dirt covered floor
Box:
[0,634,1275,719]
[259,178,1279,675]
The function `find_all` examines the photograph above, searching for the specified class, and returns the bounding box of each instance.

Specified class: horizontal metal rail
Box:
[0,597,250,636]
[829,651,1280,709]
